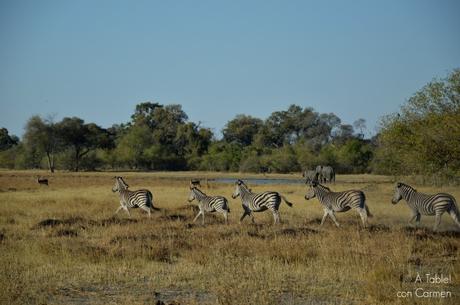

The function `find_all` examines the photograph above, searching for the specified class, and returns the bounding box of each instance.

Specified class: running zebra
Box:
[232,179,293,224]
[391,182,460,231]
[112,176,159,217]
[305,181,372,227]
[188,184,230,225]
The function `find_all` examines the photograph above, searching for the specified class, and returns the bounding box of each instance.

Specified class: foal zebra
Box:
[305,182,371,227]
[232,179,293,224]
[112,176,158,217]
[392,182,460,231]
[188,185,230,225]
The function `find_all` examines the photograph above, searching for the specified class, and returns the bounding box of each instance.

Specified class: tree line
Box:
[0,69,459,179]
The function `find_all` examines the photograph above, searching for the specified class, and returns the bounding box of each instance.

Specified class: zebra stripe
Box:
[188,187,230,224]
[232,179,293,224]
[112,176,157,217]
[305,182,371,227]
[392,182,460,231]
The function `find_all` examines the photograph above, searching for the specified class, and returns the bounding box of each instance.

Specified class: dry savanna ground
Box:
[0,170,459,305]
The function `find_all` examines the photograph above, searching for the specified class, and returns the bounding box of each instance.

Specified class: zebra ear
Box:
[236,180,242,185]
[397,182,402,187]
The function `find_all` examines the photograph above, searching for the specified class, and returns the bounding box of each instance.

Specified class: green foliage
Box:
[337,139,373,173]
[56,117,112,171]
[200,142,243,171]
[266,146,300,173]
[0,128,18,151]
[222,114,263,146]
[375,69,460,177]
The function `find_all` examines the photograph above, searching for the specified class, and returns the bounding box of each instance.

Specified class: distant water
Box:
[211,177,304,185]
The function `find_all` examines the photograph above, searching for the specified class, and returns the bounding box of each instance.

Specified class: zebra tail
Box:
[365,204,373,218]
[281,195,294,207]
[450,199,460,225]
[362,192,373,217]
[148,191,161,211]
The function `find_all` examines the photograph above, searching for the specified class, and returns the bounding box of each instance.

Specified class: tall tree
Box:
[23,116,59,172]
[0,128,19,151]
[56,117,111,171]
[222,114,263,146]
[375,69,460,175]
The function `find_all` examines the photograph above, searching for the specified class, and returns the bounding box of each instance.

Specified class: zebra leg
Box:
[448,208,460,228]
[193,211,202,223]
[272,210,280,225]
[328,211,340,227]
[320,210,328,226]
[140,205,151,218]
[202,212,205,225]
[414,213,421,228]
[114,206,124,215]
[123,206,131,217]
[357,208,368,228]
[240,211,249,222]
[408,213,418,225]
[251,213,255,224]
[433,213,442,231]
[223,211,228,224]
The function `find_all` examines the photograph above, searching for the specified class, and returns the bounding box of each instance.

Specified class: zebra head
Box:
[188,186,197,202]
[112,176,129,192]
[392,182,406,204]
[305,181,317,200]
[232,179,245,199]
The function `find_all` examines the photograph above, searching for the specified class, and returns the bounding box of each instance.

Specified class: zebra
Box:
[391,182,460,231]
[305,181,371,227]
[112,176,159,217]
[188,184,230,225]
[231,179,293,224]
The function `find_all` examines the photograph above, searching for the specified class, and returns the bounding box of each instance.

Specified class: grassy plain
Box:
[0,170,459,305]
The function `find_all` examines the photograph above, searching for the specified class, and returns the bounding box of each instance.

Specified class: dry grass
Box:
[0,170,459,305]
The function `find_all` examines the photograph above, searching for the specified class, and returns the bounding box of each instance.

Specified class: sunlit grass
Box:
[0,171,459,304]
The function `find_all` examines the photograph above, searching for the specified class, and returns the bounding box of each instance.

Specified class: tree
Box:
[56,117,111,171]
[332,124,355,145]
[0,128,19,151]
[131,101,162,128]
[375,69,460,176]
[353,118,366,139]
[222,114,263,146]
[115,124,154,169]
[23,116,59,172]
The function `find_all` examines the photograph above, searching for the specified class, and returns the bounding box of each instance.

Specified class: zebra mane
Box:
[237,180,252,192]
[191,186,207,196]
[317,183,331,191]
[117,177,129,189]
[397,182,416,192]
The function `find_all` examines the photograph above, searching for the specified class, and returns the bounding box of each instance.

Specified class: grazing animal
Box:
[321,166,335,183]
[112,176,159,217]
[232,179,293,224]
[188,185,230,225]
[37,177,49,186]
[315,166,335,183]
[305,181,371,227]
[391,182,460,231]
[303,170,317,184]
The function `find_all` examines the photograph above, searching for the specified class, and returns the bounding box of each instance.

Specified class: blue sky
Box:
[1,0,459,138]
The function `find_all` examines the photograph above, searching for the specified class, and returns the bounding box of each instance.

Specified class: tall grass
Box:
[0,171,459,304]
